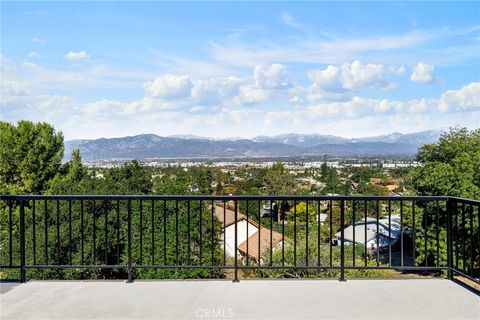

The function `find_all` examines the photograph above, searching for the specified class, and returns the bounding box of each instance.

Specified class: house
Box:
[213,205,286,263]
[317,213,328,225]
[237,227,285,264]
[213,205,259,257]
[260,201,274,218]
[334,215,401,254]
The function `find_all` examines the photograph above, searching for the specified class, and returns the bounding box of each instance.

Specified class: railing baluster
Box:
[211,200,214,265]
[224,200,227,266]
[257,200,260,266]
[175,200,179,266]
[388,200,391,267]
[436,201,440,267]
[151,199,155,265]
[163,200,167,265]
[469,204,474,277]
[32,199,36,266]
[270,199,273,266]
[233,200,239,282]
[400,200,403,268]
[127,199,133,282]
[455,201,459,270]
[57,200,61,265]
[69,199,72,265]
[93,200,96,265]
[199,200,203,266]
[116,199,120,265]
[246,200,249,267]
[446,198,453,280]
[424,206,428,267]
[80,200,84,265]
[376,200,379,267]
[282,201,285,267]
[305,200,309,267]
[105,200,108,265]
[364,200,367,267]
[352,201,356,267]
[329,199,333,267]
[317,200,321,267]
[187,200,190,265]
[20,200,26,282]
[9,201,13,266]
[294,199,297,267]
[462,202,466,272]
[412,200,416,265]
[139,200,143,266]
[340,200,345,281]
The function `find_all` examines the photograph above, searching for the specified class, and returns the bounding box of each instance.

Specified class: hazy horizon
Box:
[66,127,450,142]
[1,2,479,140]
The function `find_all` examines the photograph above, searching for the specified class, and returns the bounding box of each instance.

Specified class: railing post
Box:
[340,200,346,282]
[446,198,454,280]
[127,199,134,283]
[233,200,239,283]
[19,199,26,283]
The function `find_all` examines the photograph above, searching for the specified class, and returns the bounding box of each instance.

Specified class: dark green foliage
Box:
[410,128,479,275]
[0,121,64,194]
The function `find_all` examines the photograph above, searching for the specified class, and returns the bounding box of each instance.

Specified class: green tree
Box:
[0,121,64,194]
[264,163,295,195]
[292,201,316,223]
[410,128,479,272]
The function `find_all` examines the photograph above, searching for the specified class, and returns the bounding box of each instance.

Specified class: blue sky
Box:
[1,1,479,140]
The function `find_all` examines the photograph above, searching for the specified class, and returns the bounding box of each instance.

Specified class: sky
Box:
[1,1,479,140]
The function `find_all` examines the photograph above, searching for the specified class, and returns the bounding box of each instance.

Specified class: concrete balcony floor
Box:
[1,279,479,320]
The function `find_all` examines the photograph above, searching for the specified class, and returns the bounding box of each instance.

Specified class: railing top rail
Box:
[447,196,480,205]
[0,194,450,201]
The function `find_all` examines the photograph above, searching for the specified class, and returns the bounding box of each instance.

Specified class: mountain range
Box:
[65,129,445,160]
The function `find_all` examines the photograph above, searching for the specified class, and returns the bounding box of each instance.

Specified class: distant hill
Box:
[65,129,445,160]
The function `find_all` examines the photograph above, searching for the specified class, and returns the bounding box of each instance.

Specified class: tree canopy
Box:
[411,128,480,198]
[0,121,64,194]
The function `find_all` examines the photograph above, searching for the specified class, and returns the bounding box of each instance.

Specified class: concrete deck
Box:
[1,279,479,320]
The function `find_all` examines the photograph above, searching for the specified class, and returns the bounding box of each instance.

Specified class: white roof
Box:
[336,215,401,246]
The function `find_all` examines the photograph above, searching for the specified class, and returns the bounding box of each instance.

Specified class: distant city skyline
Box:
[1,2,479,140]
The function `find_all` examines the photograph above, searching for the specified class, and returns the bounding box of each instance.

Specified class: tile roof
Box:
[213,205,259,229]
[237,227,284,262]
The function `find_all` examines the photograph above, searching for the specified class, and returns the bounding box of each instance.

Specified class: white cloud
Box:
[84,100,130,116]
[31,38,45,44]
[254,64,291,89]
[307,65,341,91]
[289,96,303,104]
[1,80,30,97]
[235,85,270,106]
[439,82,480,112]
[143,74,193,99]
[307,61,404,94]
[28,51,40,59]
[410,62,435,83]
[191,76,243,105]
[65,51,90,60]
[281,12,302,29]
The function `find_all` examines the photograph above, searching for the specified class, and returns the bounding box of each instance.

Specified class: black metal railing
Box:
[0,195,478,285]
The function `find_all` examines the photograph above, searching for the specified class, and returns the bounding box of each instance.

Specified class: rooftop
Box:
[1,279,478,320]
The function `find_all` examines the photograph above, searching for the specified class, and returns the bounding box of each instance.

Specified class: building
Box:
[334,215,401,254]
[237,227,285,264]
[214,205,259,257]
[214,205,286,263]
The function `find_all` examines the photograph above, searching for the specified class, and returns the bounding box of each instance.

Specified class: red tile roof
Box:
[237,227,284,262]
